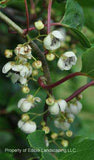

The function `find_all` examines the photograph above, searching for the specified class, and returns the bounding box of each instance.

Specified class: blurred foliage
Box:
[0,0,94,160]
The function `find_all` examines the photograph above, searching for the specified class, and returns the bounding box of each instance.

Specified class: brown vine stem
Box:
[0,11,52,122]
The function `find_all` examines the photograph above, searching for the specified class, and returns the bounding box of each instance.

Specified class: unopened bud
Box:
[22,86,30,94]
[41,121,46,126]
[46,53,55,61]
[4,49,13,58]
[21,114,30,121]
[46,97,55,106]
[51,133,58,139]
[65,36,71,42]
[34,20,44,30]
[61,139,69,147]
[68,118,74,123]
[42,126,50,134]
[32,61,42,69]
[76,94,83,100]
[66,130,73,137]
[32,70,38,76]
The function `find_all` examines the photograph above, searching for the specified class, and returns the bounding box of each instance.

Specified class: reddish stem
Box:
[47,0,52,34]
[38,72,87,89]
[66,81,94,102]
[9,22,62,34]
[0,0,9,4]
[24,0,29,34]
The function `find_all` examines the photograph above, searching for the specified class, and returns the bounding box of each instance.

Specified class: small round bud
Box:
[22,86,30,94]
[61,139,69,147]
[46,97,55,106]
[34,20,44,30]
[51,133,58,139]
[4,49,13,58]
[21,114,30,121]
[66,130,73,137]
[65,36,71,42]
[32,70,38,76]
[59,131,64,136]
[46,53,55,61]
[68,118,74,123]
[32,61,42,69]
[41,121,46,126]
[42,126,50,134]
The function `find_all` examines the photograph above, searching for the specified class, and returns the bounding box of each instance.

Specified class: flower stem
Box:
[24,0,29,34]
[66,81,94,102]
[47,0,52,34]
[38,72,88,89]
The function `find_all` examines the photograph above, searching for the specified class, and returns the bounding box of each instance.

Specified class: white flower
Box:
[48,99,67,115]
[69,101,82,115]
[57,51,77,71]
[18,120,37,134]
[18,98,34,112]
[2,62,14,74]
[18,95,41,112]
[12,64,32,77]
[43,30,64,51]
[15,44,32,59]
[34,20,44,30]
[54,118,70,131]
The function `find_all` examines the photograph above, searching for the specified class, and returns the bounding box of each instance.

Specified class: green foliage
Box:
[62,0,91,48]
[27,130,46,149]
[56,139,94,160]
[81,47,94,77]
[0,153,15,160]
[63,0,84,29]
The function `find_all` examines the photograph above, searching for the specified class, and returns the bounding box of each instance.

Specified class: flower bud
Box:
[32,60,42,69]
[32,70,38,76]
[51,133,58,139]
[34,20,44,30]
[65,36,71,42]
[61,139,69,147]
[4,49,13,58]
[46,97,55,106]
[21,114,30,121]
[42,126,50,134]
[46,53,55,61]
[66,130,73,137]
[22,86,30,94]
[41,121,46,126]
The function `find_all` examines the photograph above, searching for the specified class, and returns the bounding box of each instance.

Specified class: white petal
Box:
[58,100,67,112]
[52,30,64,40]
[19,77,27,85]
[57,58,65,71]
[2,62,13,74]
[43,34,52,50]
[20,100,33,112]
[18,98,26,108]
[11,73,20,83]
[12,64,23,72]
[48,103,59,115]
[64,51,77,65]
[18,120,24,128]
[21,121,37,134]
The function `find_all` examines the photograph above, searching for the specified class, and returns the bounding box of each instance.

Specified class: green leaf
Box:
[27,130,46,149]
[61,0,91,48]
[63,0,84,30]
[0,131,13,147]
[0,153,15,160]
[56,139,94,160]
[41,152,56,160]
[81,46,94,77]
